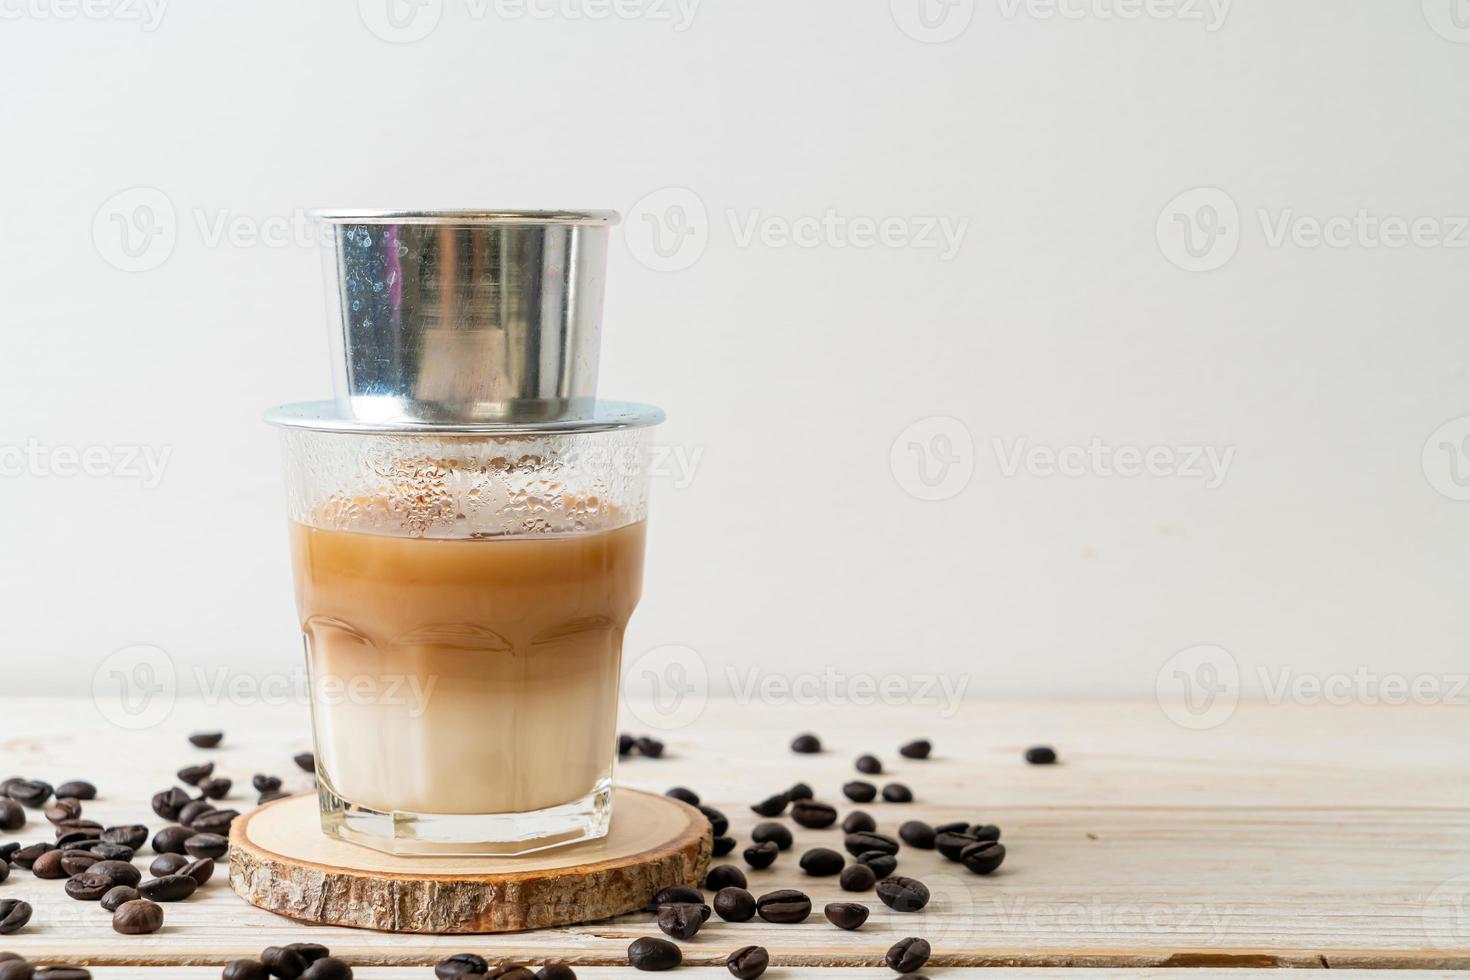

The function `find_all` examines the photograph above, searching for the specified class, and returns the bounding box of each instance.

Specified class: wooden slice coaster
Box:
[228,789,711,933]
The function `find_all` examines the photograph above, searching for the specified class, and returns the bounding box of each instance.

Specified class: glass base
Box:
[316,774,613,857]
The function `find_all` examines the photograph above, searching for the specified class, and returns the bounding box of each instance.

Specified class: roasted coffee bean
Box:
[635,737,665,759]
[284,943,329,964]
[617,734,636,757]
[31,850,67,879]
[54,781,96,801]
[647,885,702,911]
[293,752,316,773]
[12,843,54,869]
[725,945,768,980]
[535,965,577,980]
[258,791,291,805]
[823,901,869,930]
[886,937,931,974]
[223,961,269,980]
[0,864,8,885]
[0,801,23,832]
[0,957,27,979]
[786,782,814,802]
[858,852,897,878]
[844,832,899,858]
[1025,745,1058,765]
[656,902,707,940]
[790,733,821,754]
[33,969,90,980]
[261,946,307,979]
[750,822,792,851]
[177,800,216,828]
[188,731,223,748]
[58,852,100,876]
[798,848,844,876]
[899,820,936,849]
[0,900,31,935]
[54,829,101,849]
[968,824,1001,842]
[299,958,351,980]
[961,841,1006,875]
[44,799,81,825]
[704,864,746,891]
[191,809,239,834]
[89,860,141,888]
[64,873,112,901]
[6,782,50,809]
[790,800,836,829]
[150,853,189,876]
[881,783,913,803]
[153,825,192,854]
[934,820,968,834]
[177,763,214,786]
[712,836,736,857]
[151,788,192,821]
[184,833,228,859]
[699,806,728,836]
[181,858,215,886]
[138,874,197,902]
[627,937,681,971]
[756,888,811,923]
[112,898,164,935]
[253,774,283,794]
[489,966,533,980]
[935,832,975,862]
[665,787,699,806]
[713,886,756,922]
[842,781,877,803]
[842,810,876,834]
[434,953,488,978]
[100,886,140,912]
[855,754,882,775]
[899,739,931,759]
[749,794,788,818]
[101,825,149,849]
[742,841,778,869]
[876,875,930,912]
[73,842,134,862]
[839,863,876,892]
[198,778,232,801]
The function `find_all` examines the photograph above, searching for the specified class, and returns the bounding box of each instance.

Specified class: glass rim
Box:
[264,400,664,435]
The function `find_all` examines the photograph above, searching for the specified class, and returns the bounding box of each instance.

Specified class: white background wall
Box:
[2,0,1468,706]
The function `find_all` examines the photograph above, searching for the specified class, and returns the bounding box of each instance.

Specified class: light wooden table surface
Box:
[0,697,1466,975]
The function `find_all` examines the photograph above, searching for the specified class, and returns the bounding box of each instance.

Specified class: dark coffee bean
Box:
[935,832,975,862]
[76,842,134,862]
[191,809,239,834]
[6,782,50,809]
[188,731,223,748]
[112,898,164,935]
[138,874,197,902]
[535,965,577,980]
[184,833,228,859]
[725,945,768,980]
[150,853,189,876]
[253,774,283,794]
[712,836,736,857]
[100,886,140,912]
[31,850,67,879]
[627,936,681,971]
[34,969,90,980]
[698,806,728,836]
[635,737,665,759]
[299,958,351,980]
[261,946,307,979]
[749,794,788,818]
[899,820,936,849]
[64,873,113,901]
[656,902,707,940]
[842,781,876,803]
[102,825,149,849]
[790,733,821,754]
[742,841,778,869]
[823,901,869,930]
[839,863,876,892]
[54,781,95,801]
[0,801,23,832]
[151,788,192,821]
[177,763,214,786]
[90,860,142,888]
[750,822,792,851]
[259,791,291,805]
[55,829,101,848]
[790,800,836,829]
[844,832,898,858]
[899,739,931,759]
[798,848,844,876]
[58,851,99,876]
[153,825,192,854]
[198,778,232,801]
[12,843,54,868]
[755,888,811,923]
[490,967,534,980]
[647,885,702,911]
[1025,745,1058,765]
[858,852,897,878]
[434,953,488,978]
[293,752,316,773]
[842,810,876,834]
[961,841,1007,875]
[882,783,913,803]
[935,820,968,834]
[886,937,931,973]
[177,801,216,828]
[876,875,930,912]
[704,864,746,891]
[44,799,82,825]
[283,945,329,966]
[786,782,813,801]
[855,754,882,774]
[181,858,215,886]
[223,960,269,980]
[713,886,756,921]
[0,864,8,885]
[617,734,636,757]
[0,958,24,980]
[969,824,1002,842]
[0,900,31,934]
[665,787,699,806]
